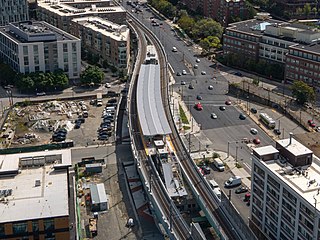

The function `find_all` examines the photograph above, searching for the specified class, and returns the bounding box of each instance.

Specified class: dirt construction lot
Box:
[0,97,118,148]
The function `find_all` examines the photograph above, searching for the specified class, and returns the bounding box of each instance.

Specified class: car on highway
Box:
[250,108,257,114]
[176,72,182,76]
[211,113,217,119]
[239,113,246,120]
[273,128,281,135]
[201,71,206,75]
[253,138,261,144]
[308,120,316,127]
[181,81,186,85]
[225,100,232,105]
[195,102,203,111]
[182,70,187,75]
[196,95,202,100]
[250,128,258,135]
[196,59,201,63]
[234,71,243,77]
[235,186,248,194]
[36,92,46,96]
[188,84,194,89]
[219,106,226,111]
[208,85,213,90]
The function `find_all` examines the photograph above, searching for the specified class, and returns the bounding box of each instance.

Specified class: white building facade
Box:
[0,21,81,79]
[251,141,320,240]
[0,0,29,26]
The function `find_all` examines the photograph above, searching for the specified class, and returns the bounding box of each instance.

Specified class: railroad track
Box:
[128,17,192,240]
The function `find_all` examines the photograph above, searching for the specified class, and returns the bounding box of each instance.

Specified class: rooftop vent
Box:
[35,179,41,187]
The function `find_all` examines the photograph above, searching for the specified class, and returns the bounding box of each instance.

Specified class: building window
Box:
[32,220,39,232]
[23,46,28,55]
[0,224,4,237]
[72,42,77,52]
[63,43,68,52]
[33,45,38,55]
[13,222,27,234]
[24,56,29,66]
[44,219,54,231]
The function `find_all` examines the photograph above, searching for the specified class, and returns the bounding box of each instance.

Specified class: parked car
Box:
[308,120,316,127]
[201,71,206,75]
[196,95,202,100]
[250,108,257,114]
[36,92,46,96]
[213,158,224,171]
[208,85,213,90]
[201,165,211,175]
[274,128,281,135]
[235,186,248,194]
[219,106,226,111]
[181,81,186,85]
[196,58,201,63]
[182,70,187,75]
[188,84,194,89]
[225,100,232,105]
[225,176,242,188]
[176,72,182,76]
[108,98,117,104]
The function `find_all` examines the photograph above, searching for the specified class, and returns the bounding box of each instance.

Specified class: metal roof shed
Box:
[90,183,108,211]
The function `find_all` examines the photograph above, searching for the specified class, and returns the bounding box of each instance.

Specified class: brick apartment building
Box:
[223,13,320,88]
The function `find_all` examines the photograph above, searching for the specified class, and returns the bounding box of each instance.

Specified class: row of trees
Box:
[16,69,69,93]
[148,0,176,19]
[219,53,285,80]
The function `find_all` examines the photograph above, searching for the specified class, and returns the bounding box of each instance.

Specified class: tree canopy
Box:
[199,36,221,52]
[291,80,315,104]
[149,0,176,19]
[16,70,69,93]
[80,66,104,86]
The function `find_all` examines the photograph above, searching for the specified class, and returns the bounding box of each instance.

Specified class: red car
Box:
[253,138,261,144]
[225,100,232,105]
[308,120,316,127]
[195,102,203,111]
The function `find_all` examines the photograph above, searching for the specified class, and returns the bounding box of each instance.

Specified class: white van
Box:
[213,159,225,172]
[224,176,242,188]
[208,179,219,189]
[212,188,221,202]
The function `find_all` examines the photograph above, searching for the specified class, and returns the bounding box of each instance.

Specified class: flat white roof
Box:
[38,0,125,17]
[258,156,320,211]
[277,138,313,156]
[137,53,171,136]
[0,150,71,223]
[253,145,279,156]
[72,17,129,41]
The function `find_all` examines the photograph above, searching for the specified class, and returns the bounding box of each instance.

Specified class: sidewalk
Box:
[190,149,252,190]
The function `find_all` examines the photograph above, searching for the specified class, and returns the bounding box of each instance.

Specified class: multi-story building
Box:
[223,13,320,88]
[0,21,81,79]
[70,17,130,69]
[0,0,29,26]
[37,0,126,33]
[180,0,246,25]
[250,135,320,240]
[0,149,72,239]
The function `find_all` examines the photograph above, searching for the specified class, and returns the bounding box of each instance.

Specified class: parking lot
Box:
[1,96,119,148]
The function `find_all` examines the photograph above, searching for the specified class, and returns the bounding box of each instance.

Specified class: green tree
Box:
[296,7,304,15]
[304,3,311,16]
[17,76,34,92]
[192,19,223,39]
[177,15,195,34]
[291,80,315,104]
[312,7,317,16]
[80,66,104,86]
[53,69,69,90]
[199,36,221,52]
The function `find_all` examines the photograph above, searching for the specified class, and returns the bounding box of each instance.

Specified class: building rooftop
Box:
[38,0,125,17]
[0,21,78,43]
[277,138,313,157]
[289,42,320,53]
[0,149,71,223]
[227,18,283,36]
[72,17,129,41]
[259,156,320,211]
[253,145,279,156]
